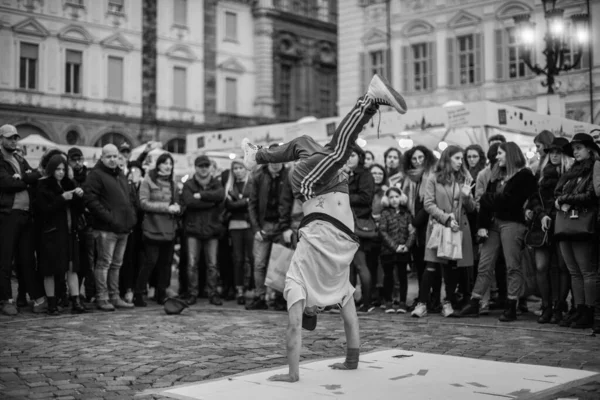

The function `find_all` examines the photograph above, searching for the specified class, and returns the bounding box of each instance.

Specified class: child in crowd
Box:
[378,187,415,314]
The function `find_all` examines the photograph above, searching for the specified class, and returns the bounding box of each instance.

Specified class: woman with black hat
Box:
[525,137,572,324]
[553,133,599,329]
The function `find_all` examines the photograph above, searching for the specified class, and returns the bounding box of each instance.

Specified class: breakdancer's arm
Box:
[268,301,302,382]
[329,298,360,370]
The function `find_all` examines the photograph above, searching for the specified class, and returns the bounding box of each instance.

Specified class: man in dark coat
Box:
[83,144,137,311]
[0,124,46,316]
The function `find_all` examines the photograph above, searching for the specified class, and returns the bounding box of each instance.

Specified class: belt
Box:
[299,212,359,244]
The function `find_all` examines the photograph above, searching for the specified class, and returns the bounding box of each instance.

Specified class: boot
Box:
[571,305,594,329]
[133,294,147,307]
[560,304,582,327]
[236,287,245,305]
[593,319,600,335]
[47,297,60,316]
[70,296,87,314]
[550,301,565,325]
[156,289,167,305]
[457,298,480,318]
[498,299,517,322]
[537,304,553,324]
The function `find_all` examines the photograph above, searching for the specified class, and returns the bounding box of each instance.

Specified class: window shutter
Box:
[385,48,391,84]
[359,52,366,92]
[495,29,505,80]
[226,78,237,114]
[66,50,82,64]
[429,41,436,90]
[173,67,187,107]
[446,38,455,87]
[21,43,38,59]
[107,56,123,100]
[402,45,409,92]
[580,48,590,70]
[474,33,482,84]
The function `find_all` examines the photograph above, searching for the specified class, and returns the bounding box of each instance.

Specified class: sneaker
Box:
[241,138,261,170]
[124,290,134,304]
[384,301,395,314]
[357,304,375,313]
[411,302,427,318]
[245,297,268,310]
[32,298,48,314]
[17,295,28,308]
[366,74,408,114]
[396,302,408,314]
[210,295,223,306]
[185,295,197,306]
[1,301,18,316]
[111,297,134,309]
[441,301,455,318]
[479,301,490,316]
[96,300,115,312]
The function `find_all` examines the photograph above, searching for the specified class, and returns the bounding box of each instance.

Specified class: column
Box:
[253,10,275,118]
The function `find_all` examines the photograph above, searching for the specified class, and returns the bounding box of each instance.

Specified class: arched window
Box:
[66,130,80,145]
[15,124,50,140]
[95,132,130,148]
[165,138,186,154]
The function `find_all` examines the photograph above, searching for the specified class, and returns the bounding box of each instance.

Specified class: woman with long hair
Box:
[401,145,438,311]
[464,145,486,190]
[411,146,475,318]
[384,147,403,187]
[35,155,87,314]
[458,142,537,321]
[134,152,180,306]
[367,163,387,307]
[225,159,254,305]
[531,130,555,175]
[553,133,598,329]
[347,145,375,312]
[364,151,375,169]
[525,137,572,324]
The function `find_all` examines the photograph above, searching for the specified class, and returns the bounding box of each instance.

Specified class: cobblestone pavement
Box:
[1,299,599,400]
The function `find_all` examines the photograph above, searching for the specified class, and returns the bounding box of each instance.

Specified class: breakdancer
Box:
[242,74,407,382]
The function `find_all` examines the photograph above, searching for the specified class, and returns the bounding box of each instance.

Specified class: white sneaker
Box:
[241,138,260,171]
[367,74,408,114]
[411,302,428,318]
[441,301,455,318]
[124,290,134,304]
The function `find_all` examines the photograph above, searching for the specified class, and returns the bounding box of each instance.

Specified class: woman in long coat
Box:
[35,154,86,315]
[411,146,475,318]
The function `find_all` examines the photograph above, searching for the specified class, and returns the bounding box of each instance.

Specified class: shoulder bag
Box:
[524,190,549,248]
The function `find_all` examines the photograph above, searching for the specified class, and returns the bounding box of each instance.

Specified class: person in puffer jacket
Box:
[378,187,415,314]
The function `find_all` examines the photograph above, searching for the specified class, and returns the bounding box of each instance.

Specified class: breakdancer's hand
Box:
[283,229,293,244]
[329,362,357,370]
[268,373,299,383]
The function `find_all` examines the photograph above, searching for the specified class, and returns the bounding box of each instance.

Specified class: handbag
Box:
[426,220,443,250]
[355,216,378,239]
[265,243,295,292]
[554,208,597,241]
[524,191,549,248]
[431,180,464,261]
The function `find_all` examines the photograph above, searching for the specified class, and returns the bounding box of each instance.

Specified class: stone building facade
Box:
[0,0,338,153]
[339,0,600,125]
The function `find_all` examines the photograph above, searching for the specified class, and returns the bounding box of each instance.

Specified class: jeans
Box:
[94,230,129,301]
[472,219,526,300]
[231,228,254,288]
[0,210,43,301]
[419,262,460,304]
[350,248,371,306]
[253,221,278,299]
[135,240,174,295]
[560,240,596,306]
[187,237,219,297]
[78,229,97,299]
[381,257,408,303]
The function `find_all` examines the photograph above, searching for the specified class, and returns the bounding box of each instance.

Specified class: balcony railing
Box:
[272,0,337,24]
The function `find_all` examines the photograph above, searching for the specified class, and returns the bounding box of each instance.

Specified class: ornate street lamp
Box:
[513,0,589,94]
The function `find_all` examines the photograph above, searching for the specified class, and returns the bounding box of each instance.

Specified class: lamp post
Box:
[513,0,589,94]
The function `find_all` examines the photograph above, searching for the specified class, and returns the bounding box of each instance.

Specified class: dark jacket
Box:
[225,178,252,223]
[348,165,375,219]
[528,163,561,224]
[554,158,597,210]
[413,179,429,247]
[0,152,41,214]
[248,165,291,234]
[139,174,179,241]
[35,177,84,276]
[478,168,537,229]
[181,174,225,239]
[379,206,415,255]
[83,161,138,234]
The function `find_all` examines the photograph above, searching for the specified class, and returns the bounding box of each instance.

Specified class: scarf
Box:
[539,162,560,193]
[402,168,429,217]
[558,158,594,194]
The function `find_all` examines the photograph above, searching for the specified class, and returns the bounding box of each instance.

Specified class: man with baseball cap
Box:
[0,124,46,315]
[180,155,225,306]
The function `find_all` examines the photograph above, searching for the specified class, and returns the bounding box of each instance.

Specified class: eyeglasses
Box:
[467,155,479,158]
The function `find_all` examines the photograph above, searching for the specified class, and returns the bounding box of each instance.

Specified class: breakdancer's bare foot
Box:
[268,373,299,382]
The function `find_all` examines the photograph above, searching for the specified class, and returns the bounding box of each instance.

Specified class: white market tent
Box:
[186,100,600,164]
